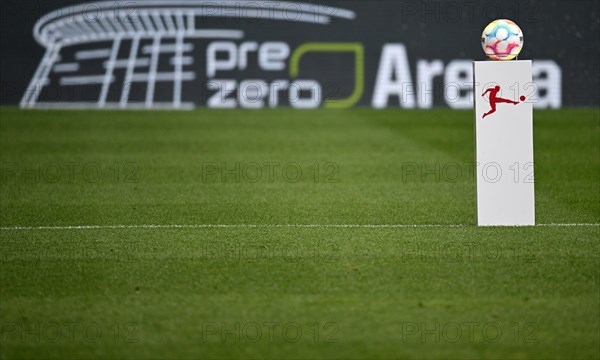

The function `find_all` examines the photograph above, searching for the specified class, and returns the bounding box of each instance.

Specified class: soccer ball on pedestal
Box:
[481,19,524,61]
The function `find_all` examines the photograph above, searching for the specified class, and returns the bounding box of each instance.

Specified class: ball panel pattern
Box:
[481,19,523,60]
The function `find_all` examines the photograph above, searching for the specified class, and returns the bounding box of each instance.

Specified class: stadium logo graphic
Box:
[20,0,358,109]
[21,1,562,110]
[481,85,526,118]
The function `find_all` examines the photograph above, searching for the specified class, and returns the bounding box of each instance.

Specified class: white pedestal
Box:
[473,60,535,226]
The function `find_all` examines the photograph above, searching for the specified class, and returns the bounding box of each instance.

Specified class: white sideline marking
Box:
[0,224,598,231]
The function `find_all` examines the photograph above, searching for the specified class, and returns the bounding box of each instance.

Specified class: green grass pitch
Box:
[0,107,598,359]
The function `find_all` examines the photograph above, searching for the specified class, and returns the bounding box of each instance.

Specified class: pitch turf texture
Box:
[0,107,598,359]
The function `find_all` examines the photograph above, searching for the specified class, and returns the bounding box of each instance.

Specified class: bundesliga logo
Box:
[481,85,527,119]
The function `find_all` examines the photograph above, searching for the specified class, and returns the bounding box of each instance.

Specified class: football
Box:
[481,19,524,60]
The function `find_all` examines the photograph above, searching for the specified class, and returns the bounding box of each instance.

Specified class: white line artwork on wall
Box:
[20,1,356,110]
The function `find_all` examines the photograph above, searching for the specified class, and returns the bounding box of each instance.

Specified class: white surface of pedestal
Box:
[473,60,535,226]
